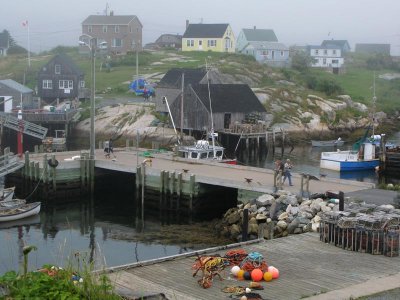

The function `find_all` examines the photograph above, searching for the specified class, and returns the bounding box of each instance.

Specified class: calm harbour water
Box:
[1,134,400,274]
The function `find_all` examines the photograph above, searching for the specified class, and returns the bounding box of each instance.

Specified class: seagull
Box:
[245,178,253,183]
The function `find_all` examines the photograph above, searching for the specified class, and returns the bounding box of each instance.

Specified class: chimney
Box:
[186,20,189,29]
[254,26,256,30]
[110,10,114,16]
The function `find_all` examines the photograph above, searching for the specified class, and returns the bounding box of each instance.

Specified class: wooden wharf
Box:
[16,146,375,205]
[104,232,400,300]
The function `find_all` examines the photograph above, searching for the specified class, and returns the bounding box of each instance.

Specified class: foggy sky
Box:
[2,0,400,55]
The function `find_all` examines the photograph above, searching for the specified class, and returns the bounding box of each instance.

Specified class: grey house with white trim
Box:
[236,28,289,67]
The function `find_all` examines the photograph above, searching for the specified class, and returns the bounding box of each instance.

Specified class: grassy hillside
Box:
[1,48,399,115]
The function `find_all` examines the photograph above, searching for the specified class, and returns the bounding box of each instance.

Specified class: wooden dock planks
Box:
[105,233,400,300]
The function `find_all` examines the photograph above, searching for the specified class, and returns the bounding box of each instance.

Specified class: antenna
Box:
[205,59,216,158]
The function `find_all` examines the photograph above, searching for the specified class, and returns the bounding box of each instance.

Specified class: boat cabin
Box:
[178,140,224,160]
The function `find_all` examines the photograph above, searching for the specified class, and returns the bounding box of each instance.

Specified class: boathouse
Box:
[169,83,267,132]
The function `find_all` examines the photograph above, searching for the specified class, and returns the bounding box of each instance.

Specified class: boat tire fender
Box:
[48,159,59,168]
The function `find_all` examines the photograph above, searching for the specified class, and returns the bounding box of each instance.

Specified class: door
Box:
[224,113,231,129]
[198,40,203,50]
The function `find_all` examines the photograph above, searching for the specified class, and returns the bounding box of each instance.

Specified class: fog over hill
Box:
[2,0,399,55]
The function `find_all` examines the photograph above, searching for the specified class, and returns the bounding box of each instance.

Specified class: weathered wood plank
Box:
[105,233,400,300]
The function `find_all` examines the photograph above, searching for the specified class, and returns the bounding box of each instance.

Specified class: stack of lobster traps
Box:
[320,210,400,257]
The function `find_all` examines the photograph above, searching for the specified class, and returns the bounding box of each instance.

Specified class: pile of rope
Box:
[191,250,269,289]
[240,252,268,272]
[224,249,248,266]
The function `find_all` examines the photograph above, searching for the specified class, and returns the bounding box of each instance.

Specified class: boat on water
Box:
[177,140,237,164]
[0,187,15,202]
[311,138,344,147]
[0,202,41,222]
[320,143,379,171]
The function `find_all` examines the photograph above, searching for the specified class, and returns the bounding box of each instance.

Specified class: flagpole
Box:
[27,21,31,67]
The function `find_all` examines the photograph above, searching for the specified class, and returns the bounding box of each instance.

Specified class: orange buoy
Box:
[251,268,263,282]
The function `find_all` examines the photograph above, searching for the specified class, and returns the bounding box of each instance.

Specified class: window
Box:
[323,58,327,65]
[115,25,119,33]
[199,40,202,46]
[130,27,132,33]
[42,80,52,89]
[112,38,123,47]
[55,64,61,74]
[186,39,194,47]
[281,51,284,57]
[315,49,319,55]
[333,49,337,55]
[59,80,73,89]
[207,40,217,47]
[324,50,328,55]
[88,25,92,33]
[332,59,339,64]
[79,81,85,88]
[262,50,268,55]
[103,25,107,33]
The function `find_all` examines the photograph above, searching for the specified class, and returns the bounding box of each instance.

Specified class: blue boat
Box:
[320,126,380,172]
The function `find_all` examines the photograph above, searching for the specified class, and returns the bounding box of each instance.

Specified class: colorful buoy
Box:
[243,271,251,280]
[268,266,279,279]
[263,271,273,282]
[231,265,241,276]
[251,268,263,282]
[237,269,245,280]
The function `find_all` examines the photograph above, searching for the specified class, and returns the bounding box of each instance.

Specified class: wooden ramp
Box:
[105,233,400,300]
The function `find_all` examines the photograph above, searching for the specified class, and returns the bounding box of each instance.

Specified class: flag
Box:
[22,20,28,27]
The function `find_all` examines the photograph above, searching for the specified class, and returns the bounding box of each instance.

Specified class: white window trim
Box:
[42,80,52,89]
[55,64,61,74]
[103,25,107,33]
[115,25,119,33]
[59,80,73,89]
[79,80,85,88]
[88,25,92,33]
[112,38,123,47]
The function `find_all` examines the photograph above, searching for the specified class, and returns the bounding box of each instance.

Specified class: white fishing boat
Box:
[177,139,237,164]
[0,202,41,222]
[311,138,344,147]
[320,143,379,171]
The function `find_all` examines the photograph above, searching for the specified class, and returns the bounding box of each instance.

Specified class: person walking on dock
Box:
[283,159,293,186]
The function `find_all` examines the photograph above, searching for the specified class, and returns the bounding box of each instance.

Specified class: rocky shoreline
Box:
[215,189,400,242]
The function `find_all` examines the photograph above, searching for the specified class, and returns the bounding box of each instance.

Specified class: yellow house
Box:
[182,23,235,53]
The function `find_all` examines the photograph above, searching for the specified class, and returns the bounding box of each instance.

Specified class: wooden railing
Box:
[0,148,24,177]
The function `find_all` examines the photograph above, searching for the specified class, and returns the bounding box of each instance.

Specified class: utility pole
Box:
[90,38,96,192]
[180,72,184,141]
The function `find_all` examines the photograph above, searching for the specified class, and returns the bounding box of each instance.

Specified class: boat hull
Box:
[0,202,41,222]
[320,158,379,171]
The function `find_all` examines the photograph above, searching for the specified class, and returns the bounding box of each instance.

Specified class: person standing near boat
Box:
[283,159,293,186]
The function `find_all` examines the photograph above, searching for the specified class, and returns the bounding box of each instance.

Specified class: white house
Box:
[308,45,344,73]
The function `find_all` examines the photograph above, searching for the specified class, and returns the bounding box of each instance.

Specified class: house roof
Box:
[159,68,207,88]
[183,24,229,38]
[321,40,350,49]
[355,43,391,55]
[190,84,266,113]
[308,45,341,50]
[41,54,84,76]
[244,41,288,51]
[82,15,142,27]
[242,29,278,42]
[0,32,9,48]
[0,79,33,94]
[155,34,182,44]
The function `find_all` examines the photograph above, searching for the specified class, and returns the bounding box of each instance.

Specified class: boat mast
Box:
[205,59,216,158]
[372,72,377,137]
